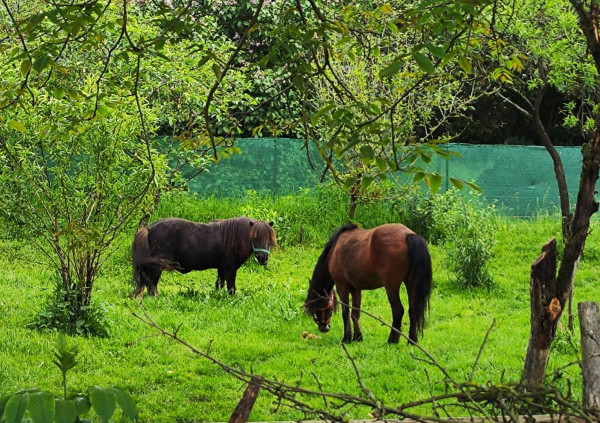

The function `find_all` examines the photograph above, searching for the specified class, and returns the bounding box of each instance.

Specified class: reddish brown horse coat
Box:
[305,223,432,344]
[132,217,276,297]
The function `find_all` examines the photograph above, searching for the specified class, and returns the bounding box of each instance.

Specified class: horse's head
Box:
[307,287,335,333]
[249,220,276,265]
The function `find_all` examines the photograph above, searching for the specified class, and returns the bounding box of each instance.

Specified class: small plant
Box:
[28,276,109,337]
[0,334,138,423]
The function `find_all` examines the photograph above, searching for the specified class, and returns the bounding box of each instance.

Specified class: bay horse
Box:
[305,223,432,344]
[132,217,276,297]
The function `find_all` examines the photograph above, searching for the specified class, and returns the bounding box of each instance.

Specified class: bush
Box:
[28,276,109,337]
[392,187,496,288]
[433,190,496,289]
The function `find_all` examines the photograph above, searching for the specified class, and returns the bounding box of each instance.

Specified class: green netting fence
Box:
[188,138,596,217]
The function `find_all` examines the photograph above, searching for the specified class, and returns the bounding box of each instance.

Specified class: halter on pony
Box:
[252,243,270,255]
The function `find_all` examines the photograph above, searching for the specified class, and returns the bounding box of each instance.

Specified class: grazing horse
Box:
[305,223,432,344]
[132,217,276,297]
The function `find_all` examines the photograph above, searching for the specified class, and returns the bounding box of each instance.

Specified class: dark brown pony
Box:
[132,217,276,297]
[305,223,432,344]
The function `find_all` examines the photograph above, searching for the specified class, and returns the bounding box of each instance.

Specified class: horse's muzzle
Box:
[318,324,330,333]
[254,253,269,265]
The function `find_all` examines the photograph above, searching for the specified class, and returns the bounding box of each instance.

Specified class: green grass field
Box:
[1,197,599,422]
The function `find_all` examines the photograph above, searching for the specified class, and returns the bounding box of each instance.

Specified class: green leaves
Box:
[72,395,91,416]
[7,120,27,133]
[32,55,51,73]
[0,334,137,422]
[426,174,442,194]
[89,386,117,422]
[20,59,32,76]
[412,52,435,74]
[3,394,28,423]
[53,334,78,378]
[292,75,305,93]
[380,50,438,79]
[379,59,402,78]
[457,56,472,74]
[28,392,55,423]
[54,399,78,423]
[112,388,138,421]
[0,391,136,423]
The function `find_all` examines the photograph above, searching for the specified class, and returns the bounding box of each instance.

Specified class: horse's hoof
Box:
[387,336,399,344]
[341,335,353,344]
[353,333,363,342]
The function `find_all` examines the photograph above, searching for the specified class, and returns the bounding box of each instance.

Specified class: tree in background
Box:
[287,1,491,217]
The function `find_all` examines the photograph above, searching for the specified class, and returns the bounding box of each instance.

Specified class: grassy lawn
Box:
[0,216,598,422]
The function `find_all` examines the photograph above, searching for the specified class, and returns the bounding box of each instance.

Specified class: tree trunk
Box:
[531,82,572,234]
[556,129,600,301]
[578,302,600,414]
[348,175,362,219]
[523,238,561,385]
[523,129,600,384]
[568,256,580,331]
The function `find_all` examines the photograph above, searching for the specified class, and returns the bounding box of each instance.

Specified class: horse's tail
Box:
[132,227,152,297]
[131,227,179,297]
[406,233,432,338]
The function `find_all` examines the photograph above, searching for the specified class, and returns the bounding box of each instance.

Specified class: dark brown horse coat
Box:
[305,223,432,344]
[132,217,276,297]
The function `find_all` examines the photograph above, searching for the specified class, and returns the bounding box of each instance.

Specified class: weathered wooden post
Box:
[578,301,600,414]
[229,376,263,423]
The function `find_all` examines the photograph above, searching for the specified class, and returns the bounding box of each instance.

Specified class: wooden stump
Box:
[578,301,600,413]
[523,239,561,385]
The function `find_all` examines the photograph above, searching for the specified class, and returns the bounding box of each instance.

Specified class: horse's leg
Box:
[351,289,363,342]
[133,267,146,299]
[404,282,418,345]
[223,268,237,295]
[143,266,162,297]
[385,285,404,344]
[215,268,225,291]
[338,287,352,343]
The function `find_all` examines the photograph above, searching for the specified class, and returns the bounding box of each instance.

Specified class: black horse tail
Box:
[132,227,153,297]
[406,233,432,338]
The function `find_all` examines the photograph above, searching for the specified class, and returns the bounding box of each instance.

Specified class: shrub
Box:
[391,187,496,288]
[28,276,109,337]
[433,190,496,289]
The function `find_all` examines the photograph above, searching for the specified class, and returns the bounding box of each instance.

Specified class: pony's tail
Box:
[132,227,150,297]
[406,233,432,338]
[132,227,163,297]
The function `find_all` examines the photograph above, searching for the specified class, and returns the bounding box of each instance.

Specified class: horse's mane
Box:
[305,223,358,314]
[219,217,253,258]
[219,217,277,258]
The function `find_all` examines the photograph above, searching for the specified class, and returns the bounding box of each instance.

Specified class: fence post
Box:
[228,376,263,423]
[578,301,600,413]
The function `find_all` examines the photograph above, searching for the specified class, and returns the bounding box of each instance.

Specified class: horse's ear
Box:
[269,221,274,227]
[249,221,254,227]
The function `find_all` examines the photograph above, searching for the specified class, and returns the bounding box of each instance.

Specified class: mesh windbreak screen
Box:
[188,139,593,216]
